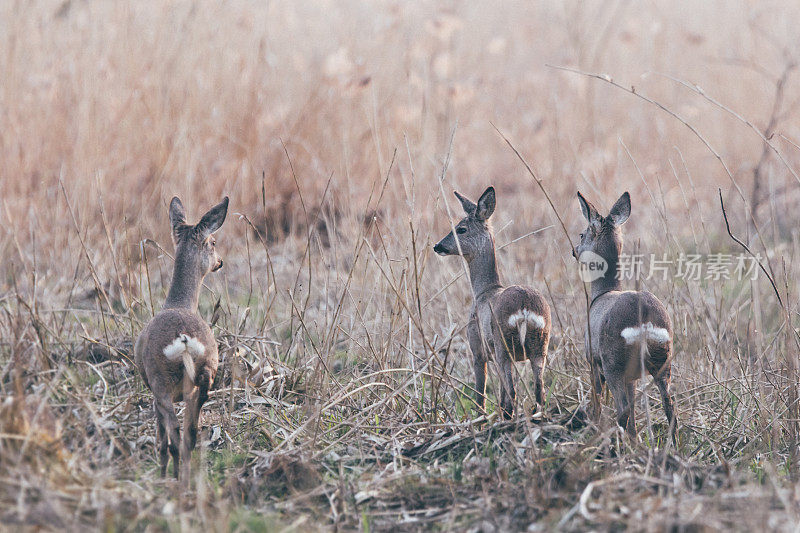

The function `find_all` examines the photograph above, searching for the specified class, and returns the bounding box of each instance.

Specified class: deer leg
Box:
[154,393,181,479]
[473,357,487,412]
[180,377,201,483]
[496,346,515,420]
[625,381,636,439]
[467,320,487,412]
[585,343,605,420]
[608,377,634,438]
[154,401,169,477]
[590,358,605,396]
[655,365,676,443]
[498,377,508,418]
[529,346,546,413]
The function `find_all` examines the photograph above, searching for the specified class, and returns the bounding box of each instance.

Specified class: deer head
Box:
[573,191,630,279]
[434,186,496,260]
[169,196,229,278]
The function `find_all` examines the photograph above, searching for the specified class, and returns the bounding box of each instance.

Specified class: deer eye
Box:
[456,227,467,235]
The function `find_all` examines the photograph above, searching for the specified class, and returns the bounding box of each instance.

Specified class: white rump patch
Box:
[507,309,546,346]
[621,323,670,345]
[507,309,546,330]
[163,334,205,359]
[162,334,204,383]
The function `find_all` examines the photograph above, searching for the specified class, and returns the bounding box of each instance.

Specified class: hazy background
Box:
[3,1,799,253]
[2,1,800,530]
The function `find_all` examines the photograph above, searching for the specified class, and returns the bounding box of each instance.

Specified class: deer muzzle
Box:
[433,242,447,255]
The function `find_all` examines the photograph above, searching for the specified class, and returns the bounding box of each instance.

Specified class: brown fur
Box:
[435,187,552,419]
[134,196,228,480]
[575,191,676,441]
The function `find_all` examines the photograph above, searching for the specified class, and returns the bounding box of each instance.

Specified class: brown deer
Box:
[134,196,228,480]
[434,186,551,419]
[573,191,676,440]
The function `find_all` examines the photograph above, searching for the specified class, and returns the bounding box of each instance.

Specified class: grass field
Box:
[2,1,800,530]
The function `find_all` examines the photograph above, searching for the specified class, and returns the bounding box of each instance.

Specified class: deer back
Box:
[589,289,672,380]
[135,308,218,400]
[471,285,550,362]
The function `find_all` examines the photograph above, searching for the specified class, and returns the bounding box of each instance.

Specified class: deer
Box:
[434,186,551,419]
[134,196,228,481]
[573,191,676,441]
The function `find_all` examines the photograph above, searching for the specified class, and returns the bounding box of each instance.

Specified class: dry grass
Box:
[2,0,800,531]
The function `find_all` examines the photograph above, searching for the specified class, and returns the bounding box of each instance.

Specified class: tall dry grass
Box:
[1,0,800,530]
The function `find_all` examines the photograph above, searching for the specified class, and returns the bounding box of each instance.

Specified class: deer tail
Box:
[507,309,547,346]
[163,334,206,384]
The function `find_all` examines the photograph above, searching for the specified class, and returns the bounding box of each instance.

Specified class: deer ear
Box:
[475,186,496,221]
[453,190,476,215]
[608,192,631,226]
[169,197,187,241]
[196,197,229,238]
[577,191,600,224]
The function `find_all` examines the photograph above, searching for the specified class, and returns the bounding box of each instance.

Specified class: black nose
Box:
[433,243,445,254]
[212,259,224,272]
[571,248,577,259]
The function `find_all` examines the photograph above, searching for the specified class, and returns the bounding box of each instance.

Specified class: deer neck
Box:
[163,254,203,311]
[590,252,621,304]
[467,235,501,301]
